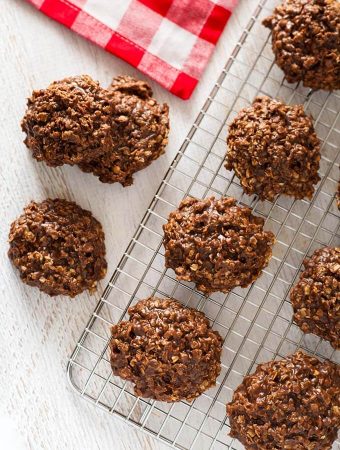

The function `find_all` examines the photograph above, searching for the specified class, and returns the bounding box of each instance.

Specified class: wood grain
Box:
[0,1,249,448]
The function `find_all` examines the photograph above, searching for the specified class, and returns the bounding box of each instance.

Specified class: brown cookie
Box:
[227,351,340,450]
[290,246,340,349]
[79,76,169,186]
[225,96,320,201]
[163,196,275,295]
[263,0,340,91]
[8,198,107,297]
[21,75,112,166]
[109,297,222,402]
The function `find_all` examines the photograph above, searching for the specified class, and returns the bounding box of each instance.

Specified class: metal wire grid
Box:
[67,0,340,448]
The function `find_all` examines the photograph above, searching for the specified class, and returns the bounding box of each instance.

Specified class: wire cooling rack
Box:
[67,0,340,448]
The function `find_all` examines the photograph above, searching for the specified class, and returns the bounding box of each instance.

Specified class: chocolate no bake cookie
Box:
[79,76,169,186]
[21,75,112,166]
[21,75,169,185]
[8,199,107,297]
[163,197,275,295]
[225,96,321,201]
[109,297,222,402]
[227,351,340,450]
[290,247,340,349]
[263,0,340,91]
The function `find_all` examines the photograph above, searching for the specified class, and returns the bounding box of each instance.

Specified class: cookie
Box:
[263,0,340,91]
[163,196,275,295]
[21,75,112,166]
[8,198,107,297]
[227,351,340,450]
[110,297,222,402]
[225,96,320,201]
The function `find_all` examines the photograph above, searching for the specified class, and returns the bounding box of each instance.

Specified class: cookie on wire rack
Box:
[163,196,275,295]
[8,198,107,297]
[109,297,222,402]
[227,351,340,450]
[225,96,321,201]
[290,246,340,349]
[263,0,340,92]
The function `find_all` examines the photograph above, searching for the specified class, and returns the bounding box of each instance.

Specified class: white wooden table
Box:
[1,2,251,449]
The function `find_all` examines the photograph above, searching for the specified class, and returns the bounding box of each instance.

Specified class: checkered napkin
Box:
[26,0,237,99]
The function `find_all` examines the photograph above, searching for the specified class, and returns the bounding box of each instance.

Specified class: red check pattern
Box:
[26,0,237,99]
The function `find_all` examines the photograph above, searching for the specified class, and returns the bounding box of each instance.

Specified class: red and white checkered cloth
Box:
[26,0,237,99]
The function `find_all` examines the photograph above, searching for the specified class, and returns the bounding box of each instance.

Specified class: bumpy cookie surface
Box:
[227,351,340,450]
[79,76,169,186]
[263,0,340,91]
[225,96,320,201]
[163,196,275,295]
[290,246,340,349]
[110,297,222,402]
[8,198,107,297]
[22,75,112,166]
